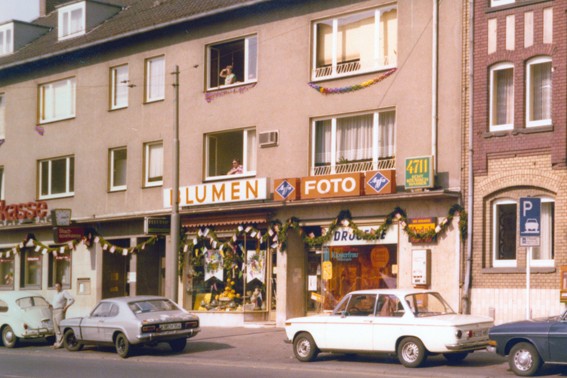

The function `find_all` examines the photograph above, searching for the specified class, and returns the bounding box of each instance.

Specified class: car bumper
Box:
[445,340,489,351]
[21,327,55,339]
[486,345,497,353]
[284,338,292,344]
[137,327,201,342]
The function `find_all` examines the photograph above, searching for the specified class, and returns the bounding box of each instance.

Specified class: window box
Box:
[38,156,74,199]
[39,77,76,124]
[206,35,258,90]
[144,142,163,187]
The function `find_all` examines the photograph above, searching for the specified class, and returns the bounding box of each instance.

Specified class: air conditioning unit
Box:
[259,130,279,147]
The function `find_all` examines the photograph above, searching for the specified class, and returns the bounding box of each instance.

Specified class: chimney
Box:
[39,0,68,17]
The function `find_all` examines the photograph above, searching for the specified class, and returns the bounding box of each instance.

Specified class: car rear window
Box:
[128,299,177,313]
[16,296,49,309]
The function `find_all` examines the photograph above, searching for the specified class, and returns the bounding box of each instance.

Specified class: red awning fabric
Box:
[181,212,269,228]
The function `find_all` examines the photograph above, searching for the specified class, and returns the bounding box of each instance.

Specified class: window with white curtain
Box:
[39,78,76,123]
[532,197,554,266]
[39,156,74,199]
[204,128,256,179]
[109,147,127,191]
[491,0,514,6]
[489,62,514,131]
[526,56,552,127]
[0,23,13,55]
[144,142,163,187]
[312,110,394,174]
[145,56,165,102]
[110,64,128,109]
[0,93,5,139]
[58,2,85,40]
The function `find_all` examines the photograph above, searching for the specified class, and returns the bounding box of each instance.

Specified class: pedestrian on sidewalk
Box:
[50,282,74,349]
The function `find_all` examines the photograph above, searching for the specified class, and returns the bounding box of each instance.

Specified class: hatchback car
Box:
[285,289,493,368]
[0,291,54,348]
[60,295,200,358]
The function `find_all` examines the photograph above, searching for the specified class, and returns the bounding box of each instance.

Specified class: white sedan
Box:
[284,289,493,368]
[0,291,54,347]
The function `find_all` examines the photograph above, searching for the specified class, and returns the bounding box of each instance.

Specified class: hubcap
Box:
[402,342,419,362]
[117,338,125,353]
[297,339,311,358]
[513,349,533,371]
[4,329,13,343]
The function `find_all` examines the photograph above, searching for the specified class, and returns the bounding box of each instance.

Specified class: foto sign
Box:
[519,197,540,247]
[405,156,434,189]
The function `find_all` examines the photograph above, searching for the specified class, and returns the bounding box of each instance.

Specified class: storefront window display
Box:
[188,236,270,312]
[20,248,42,288]
[0,252,14,289]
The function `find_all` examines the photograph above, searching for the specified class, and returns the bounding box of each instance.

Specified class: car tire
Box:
[443,352,469,364]
[115,333,131,358]
[63,329,83,351]
[509,342,542,377]
[1,325,18,348]
[169,338,187,353]
[293,332,319,362]
[398,337,428,368]
[45,335,56,345]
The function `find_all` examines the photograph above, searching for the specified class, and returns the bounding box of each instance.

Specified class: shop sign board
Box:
[325,225,398,246]
[54,227,84,243]
[365,170,396,195]
[144,217,171,235]
[408,218,437,243]
[301,173,363,200]
[274,178,300,201]
[405,156,434,189]
[164,178,267,208]
[0,200,49,221]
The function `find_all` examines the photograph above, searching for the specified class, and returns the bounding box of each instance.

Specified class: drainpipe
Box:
[462,0,474,315]
[432,0,439,173]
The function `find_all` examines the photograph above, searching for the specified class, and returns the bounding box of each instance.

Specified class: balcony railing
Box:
[311,158,395,176]
[313,56,397,80]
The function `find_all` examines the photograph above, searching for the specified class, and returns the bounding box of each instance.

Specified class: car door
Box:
[80,302,112,341]
[325,294,376,351]
[372,294,407,352]
[97,304,120,342]
[548,317,567,362]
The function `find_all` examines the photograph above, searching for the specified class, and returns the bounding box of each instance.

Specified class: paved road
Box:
[1,327,567,377]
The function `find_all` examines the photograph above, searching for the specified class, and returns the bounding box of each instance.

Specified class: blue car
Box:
[488,311,567,376]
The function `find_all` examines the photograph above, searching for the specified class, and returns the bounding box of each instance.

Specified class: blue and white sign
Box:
[519,197,541,237]
[367,172,390,193]
[275,180,295,200]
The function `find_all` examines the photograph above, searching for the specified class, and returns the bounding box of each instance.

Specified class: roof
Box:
[0,0,272,71]
[348,289,438,296]
[0,291,46,302]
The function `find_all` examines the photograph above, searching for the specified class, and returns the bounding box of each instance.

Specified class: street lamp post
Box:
[169,65,180,302]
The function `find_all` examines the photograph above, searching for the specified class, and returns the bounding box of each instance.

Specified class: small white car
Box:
[0,291,54,348]
[525,219,539,232]
[284,289,493,368]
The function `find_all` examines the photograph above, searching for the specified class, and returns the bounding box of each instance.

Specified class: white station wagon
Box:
[285,289,493,368]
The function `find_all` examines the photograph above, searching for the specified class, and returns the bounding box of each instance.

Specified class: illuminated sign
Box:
[301,173,363,200]
[405,156,434,189]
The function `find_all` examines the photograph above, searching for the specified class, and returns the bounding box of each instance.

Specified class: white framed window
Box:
[311,110,395,175]
[312,5,397,81]
[0,93,5,139]
[491,0,515,6]
[58,2,85,40]
[39,77,76,123]
[0,166,4,200]
[531,196,554,267]
[492,198,517,267]
[205,128,256,180]
[144,142,163,187]
[39,156,74,199]
[489,62,514,131]
[0,23,13,56]
[206,35,258,90]
[526,56,552,128]
[109,147,127,191]
[145,56,165,102]
[110,64,128,109]
[48,245,71,289]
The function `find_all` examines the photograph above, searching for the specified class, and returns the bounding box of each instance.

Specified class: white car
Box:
[284,289,493,368]
[0,291,54,348]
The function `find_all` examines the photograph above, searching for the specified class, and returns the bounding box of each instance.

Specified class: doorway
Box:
[102,239,130,299]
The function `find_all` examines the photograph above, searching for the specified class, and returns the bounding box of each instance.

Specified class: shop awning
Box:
[181,212,269,228]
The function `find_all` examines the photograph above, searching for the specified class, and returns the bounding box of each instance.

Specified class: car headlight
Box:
[455,330,462,339]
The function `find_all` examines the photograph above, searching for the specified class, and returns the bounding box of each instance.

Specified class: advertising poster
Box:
[204,250,223,282]
[247,250,265,283]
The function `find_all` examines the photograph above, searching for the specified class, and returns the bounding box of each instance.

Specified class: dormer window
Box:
[0,23,13,55]
[58,2,85,40]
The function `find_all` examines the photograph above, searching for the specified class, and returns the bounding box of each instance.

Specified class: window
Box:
[205,128,256,179]
[0,166,3,201]
[0,93,5,139]
[144,142,163,187]
[526,56,552,127]
[312,110,395,175]
[20,249,42,289]
[491,0,515,6]
[48,247,71,289]
[0,250,14,290]
[109,147,127,191]
[312,5,397,80]
[58,2,85,40]
[0,23,13,55]
[39,156,74,199]
[145,56,165,102]
[207,35,257,89]
[532,197,554,266]
[39,77,76,123]
[489,62,514,131]
[110,65,128,109]
[91,302,112,317]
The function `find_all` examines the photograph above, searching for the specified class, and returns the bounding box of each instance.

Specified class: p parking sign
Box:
[519,197,540,246]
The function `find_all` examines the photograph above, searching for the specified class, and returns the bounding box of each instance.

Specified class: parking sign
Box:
[519,198,540,247]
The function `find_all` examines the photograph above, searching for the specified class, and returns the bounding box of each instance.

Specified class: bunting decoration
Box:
[35,125,44,136]
[205,83,257,103]
[308,68,397,95]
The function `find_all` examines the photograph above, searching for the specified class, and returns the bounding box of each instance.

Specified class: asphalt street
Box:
[1,326,567,378]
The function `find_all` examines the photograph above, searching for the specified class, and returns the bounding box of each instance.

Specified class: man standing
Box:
[51,282,74,349]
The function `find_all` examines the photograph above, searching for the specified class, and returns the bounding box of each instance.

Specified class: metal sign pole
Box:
[527,247,531,319]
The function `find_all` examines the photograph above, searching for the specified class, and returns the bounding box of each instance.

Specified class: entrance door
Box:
[102,239,130,299]
[269,248,277,321]
[136,238,165,296]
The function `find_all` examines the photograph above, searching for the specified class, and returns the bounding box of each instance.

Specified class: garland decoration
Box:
[205,83,257,103]
[308,68,397,94]
[35,125,45,136]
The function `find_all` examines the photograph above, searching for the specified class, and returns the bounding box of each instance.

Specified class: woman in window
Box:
[227,159,243,175]
[220,65,237,85]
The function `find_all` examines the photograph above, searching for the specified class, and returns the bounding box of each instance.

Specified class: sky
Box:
[0,0,40,24]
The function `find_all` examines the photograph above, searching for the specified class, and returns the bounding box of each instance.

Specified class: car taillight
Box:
[142,325,156,332]
[455,330,462,339]
[467,330,473,338]
[23,324,28,330]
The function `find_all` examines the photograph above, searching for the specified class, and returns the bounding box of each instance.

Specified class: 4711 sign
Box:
[405,156,434,189]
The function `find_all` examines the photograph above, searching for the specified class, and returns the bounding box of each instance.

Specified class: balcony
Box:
[311,158,395,176]
[312,56,397,81]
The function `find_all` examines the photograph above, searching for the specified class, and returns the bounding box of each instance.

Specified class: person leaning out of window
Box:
[227,159,243,175]
[220,65,237,86]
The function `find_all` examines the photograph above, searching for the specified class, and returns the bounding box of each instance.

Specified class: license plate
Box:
[42,320,53,328]
[161,323,181,330]
[472,329,488,338]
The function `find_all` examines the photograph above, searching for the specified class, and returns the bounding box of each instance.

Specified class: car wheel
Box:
[45,335,56,345]
[293,332,319,362]
[115,333,131,358]
[169,338,187,353]
[63,329,83,351]
[509,342,542,377]
[398,337,428,368]
[443,352,469,364]
[2,326,18,348]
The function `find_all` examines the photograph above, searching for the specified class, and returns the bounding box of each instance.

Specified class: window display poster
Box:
[308,275,318,291]
[247,250,265,283]
[205,250,224,282]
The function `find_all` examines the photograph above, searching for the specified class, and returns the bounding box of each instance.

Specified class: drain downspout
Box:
[432,0,439,173]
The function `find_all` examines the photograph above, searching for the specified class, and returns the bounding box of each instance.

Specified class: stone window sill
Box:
[482,267,556,274]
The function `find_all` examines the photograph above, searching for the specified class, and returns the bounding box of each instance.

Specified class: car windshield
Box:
[128,299,178,314]
[16,296,50,309]
[404,292,455,317]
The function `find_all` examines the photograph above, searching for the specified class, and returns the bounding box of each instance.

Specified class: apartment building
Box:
[0,0,465,327]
